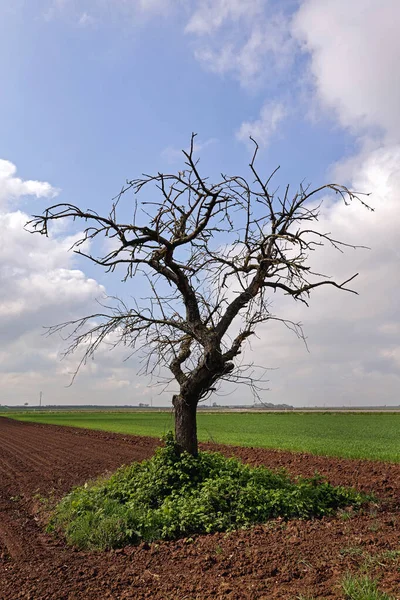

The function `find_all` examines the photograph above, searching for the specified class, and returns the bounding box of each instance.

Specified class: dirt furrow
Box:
[0,512,28,561]
[0,426,91,465]
[0,456,24,482]
[0,437,58,471]
[0,488,51,563]
[0,425,110,464]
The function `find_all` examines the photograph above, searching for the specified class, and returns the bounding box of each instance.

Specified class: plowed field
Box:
[0,417,399,599]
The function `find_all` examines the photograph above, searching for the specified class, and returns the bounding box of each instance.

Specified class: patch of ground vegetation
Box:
[297,574,396,600]
[50,434,367,550]
[341,574,396,600]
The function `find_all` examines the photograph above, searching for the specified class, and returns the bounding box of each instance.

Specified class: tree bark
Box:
[173,395,198,456]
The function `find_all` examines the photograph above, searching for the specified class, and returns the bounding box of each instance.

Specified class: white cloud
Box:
[0,160,171,406]
[186,3,294,88]
[0,162,111,404]
[236,102,286,147]
[0,160,59,210]
[0,214,103,342]
[185,0,264,35]
[136,0,180,16]
[381,347,400,368]
[91,373,131,391]
[292,0,400,140]
[77,11,96,27]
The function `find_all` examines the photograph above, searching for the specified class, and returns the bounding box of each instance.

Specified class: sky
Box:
[1,0,399,407]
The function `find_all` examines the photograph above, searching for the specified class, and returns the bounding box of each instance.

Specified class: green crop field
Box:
[2,410,399,462]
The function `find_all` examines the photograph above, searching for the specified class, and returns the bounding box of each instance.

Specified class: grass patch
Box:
[340,546,400,571]
[49,434,366,550]
[4,411,400,462]
[342,574,395,600]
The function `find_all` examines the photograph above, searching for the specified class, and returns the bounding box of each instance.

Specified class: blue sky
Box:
[0,0,353,198]
[1,0,399,407]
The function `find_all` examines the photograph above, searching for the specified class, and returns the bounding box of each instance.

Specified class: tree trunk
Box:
[173,395,198,456]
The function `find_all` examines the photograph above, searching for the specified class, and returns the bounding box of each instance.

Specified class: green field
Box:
[2,411,399,462]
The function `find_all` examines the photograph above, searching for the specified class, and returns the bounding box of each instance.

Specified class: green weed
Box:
[379,549,400,561]
[342,574,395,600]
[340,546,365,558]
[340,546,400,572]
[50,433,366,550]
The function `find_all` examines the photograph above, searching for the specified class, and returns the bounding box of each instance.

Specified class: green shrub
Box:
[50,433,366,550]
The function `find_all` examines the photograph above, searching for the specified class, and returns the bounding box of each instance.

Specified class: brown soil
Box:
[0,417,399,600]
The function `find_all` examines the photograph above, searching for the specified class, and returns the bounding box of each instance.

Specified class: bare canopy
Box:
[28,135,371,455]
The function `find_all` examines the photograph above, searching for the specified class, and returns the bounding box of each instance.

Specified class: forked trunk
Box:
[173,395,198,456]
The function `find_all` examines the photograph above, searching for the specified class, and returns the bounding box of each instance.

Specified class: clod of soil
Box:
[0,417,399,599]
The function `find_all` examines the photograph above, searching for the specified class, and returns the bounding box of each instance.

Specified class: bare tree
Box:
[28,135,371,455]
